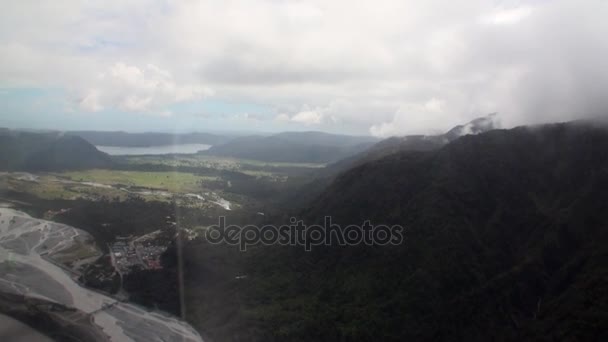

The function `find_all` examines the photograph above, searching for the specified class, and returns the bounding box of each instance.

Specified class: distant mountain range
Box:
[0,115,500,170]
[202,131,380,163]
[63,130,382,165]
[202,115,498,165]
[0,130,112,171]
[60,115,499,166]
[66,131,232,147]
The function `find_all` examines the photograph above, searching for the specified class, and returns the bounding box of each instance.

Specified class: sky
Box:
[1,0,607,137]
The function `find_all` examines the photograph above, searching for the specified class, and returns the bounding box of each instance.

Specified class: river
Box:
[0,208,204,342]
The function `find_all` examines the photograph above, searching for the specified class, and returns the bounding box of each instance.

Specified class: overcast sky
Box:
[1,0,607,136]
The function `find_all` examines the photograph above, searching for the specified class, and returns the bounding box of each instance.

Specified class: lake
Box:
[96,144,212,155]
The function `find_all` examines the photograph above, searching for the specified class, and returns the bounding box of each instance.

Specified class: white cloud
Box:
[290,110,323,125]
[424,98,444,113]
[275,113,290,122]
[481,6,534,25]
[370,98,454,137]
[231,113,262,121]
[77,62,213,113]
[79,89,103,112]
[1,0,608,134]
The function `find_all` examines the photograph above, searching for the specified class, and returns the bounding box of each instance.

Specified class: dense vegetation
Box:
[181,121,608,341]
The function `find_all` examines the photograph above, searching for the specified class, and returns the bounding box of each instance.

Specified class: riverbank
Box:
[0,207,204,342]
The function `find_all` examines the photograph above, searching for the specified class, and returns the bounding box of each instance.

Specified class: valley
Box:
[0,138,324,341]
[3,2,607,340]
[1,121,607,342]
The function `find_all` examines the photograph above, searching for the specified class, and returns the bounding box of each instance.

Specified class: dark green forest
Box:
[177,122,608,341]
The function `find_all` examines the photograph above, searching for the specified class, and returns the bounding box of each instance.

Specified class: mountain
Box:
[443,112,499,140]
[282,114,501,211]
[226,120,608,341]
[203,131,379,163]
[0,130,112,171]
[326,113,500,174]
[66,131,232,147]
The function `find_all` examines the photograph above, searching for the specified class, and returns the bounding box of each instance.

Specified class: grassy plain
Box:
[121,154,325,170]
[1,170,215,202]
[60,169,215,193]
[5,177,123,200]
[1,153,319,211]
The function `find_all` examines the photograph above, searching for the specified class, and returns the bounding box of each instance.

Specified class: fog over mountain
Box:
[1,1,608,135]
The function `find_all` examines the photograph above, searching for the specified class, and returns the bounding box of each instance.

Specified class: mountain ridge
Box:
[0,130,112,171]
[325,113,501,174]
[66,130,231,147]
[232,120,608,341]
[203,131,379,163]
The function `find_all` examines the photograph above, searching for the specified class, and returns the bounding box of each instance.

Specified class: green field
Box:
[4,175,126,200]
[0,153,313,208]
[1,170,220,203]
[121,154,326,169]
[59,170,216,193]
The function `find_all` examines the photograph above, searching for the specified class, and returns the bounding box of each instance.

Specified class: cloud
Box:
[1,0,608,134]
[76,62,213,113]
[276,109,324,125]
[290,110,323,125]
[275,113,290,122]
[231,112,263,121]
[370,98,452,137]
[481,6,534,25]
[79,89,103,112]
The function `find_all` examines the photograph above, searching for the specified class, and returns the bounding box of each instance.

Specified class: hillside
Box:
[196,121,608,341]
[0,130,112,171]
[325,113,499,174]
[284,114,500,212]
[203,131,379,163]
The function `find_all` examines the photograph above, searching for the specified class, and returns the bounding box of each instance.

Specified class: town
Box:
[110,232,167,274]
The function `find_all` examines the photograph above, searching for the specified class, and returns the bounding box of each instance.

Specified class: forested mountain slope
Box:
[237,121,608,341]
[0,130,112,171]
